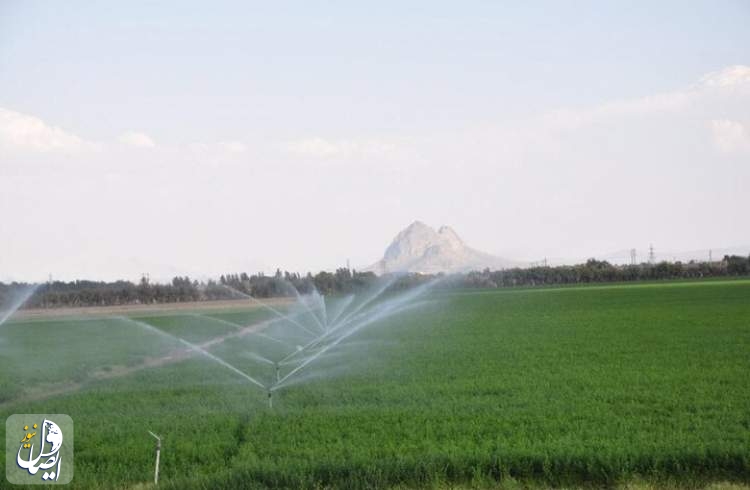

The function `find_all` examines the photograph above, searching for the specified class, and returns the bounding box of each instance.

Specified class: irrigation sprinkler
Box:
[129,276,439,414]
[148,430,161,485]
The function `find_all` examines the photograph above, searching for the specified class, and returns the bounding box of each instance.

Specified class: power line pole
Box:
[648,244,655,264]
[630,249,637,265]
[709,249,712,262]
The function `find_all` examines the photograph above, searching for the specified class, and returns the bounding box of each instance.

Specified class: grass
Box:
[1,279,749,489]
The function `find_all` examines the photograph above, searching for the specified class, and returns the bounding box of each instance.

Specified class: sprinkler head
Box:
[267,390,273,409]
[148,430,161,449]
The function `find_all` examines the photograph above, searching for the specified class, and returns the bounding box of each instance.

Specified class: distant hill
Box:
[367,221,515,274]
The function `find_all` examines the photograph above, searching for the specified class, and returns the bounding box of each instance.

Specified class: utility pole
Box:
[649,244,655,264]
[630,249,637,265]
[709,249,713,262]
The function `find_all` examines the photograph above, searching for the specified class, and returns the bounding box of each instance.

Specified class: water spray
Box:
[124,276,440,411]
[286,283,326,333]
[220,284,319,337]
[177,338,266,390]
[331,275,399,330]
[327,294,355,327]
[273,278,442,390]
[0,284,39,328]
[147,430,161,485]
[127,318,279,413]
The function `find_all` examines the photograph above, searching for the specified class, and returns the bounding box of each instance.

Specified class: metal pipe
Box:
[148,431,161,485]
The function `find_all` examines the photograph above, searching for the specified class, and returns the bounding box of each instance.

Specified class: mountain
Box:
[367,221,515,274]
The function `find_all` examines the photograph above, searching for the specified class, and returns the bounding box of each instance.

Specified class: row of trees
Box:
[2,256,748,310]
[2,269,380,309]
[218,268,378,297]
[459,256,750,289]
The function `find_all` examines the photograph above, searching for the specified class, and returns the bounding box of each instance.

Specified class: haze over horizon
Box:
[1,1,749,282]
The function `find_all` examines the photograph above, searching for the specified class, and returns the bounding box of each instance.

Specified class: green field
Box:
[1,280,749,489]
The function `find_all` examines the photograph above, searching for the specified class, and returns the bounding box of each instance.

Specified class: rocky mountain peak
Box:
[370,221,513,274]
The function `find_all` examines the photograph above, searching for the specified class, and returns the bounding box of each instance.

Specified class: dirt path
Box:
[15,298,293,321]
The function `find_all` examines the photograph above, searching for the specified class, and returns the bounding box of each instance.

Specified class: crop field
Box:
[1,279,749,489]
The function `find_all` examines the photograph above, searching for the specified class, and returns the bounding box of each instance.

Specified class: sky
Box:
[1,1,749,282]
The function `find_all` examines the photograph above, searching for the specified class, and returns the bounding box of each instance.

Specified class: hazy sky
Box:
[1,1,749,282]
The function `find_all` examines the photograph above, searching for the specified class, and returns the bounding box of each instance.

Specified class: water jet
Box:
[120,276,441,411]
[0,284,38,328]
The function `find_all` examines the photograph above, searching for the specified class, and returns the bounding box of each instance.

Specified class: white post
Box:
[148,431,161,485]
[154,439,161,485]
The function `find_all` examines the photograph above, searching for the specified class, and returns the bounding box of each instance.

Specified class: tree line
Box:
[0,268,379,309]
[456,255,750,289]
[1,255,748,310]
